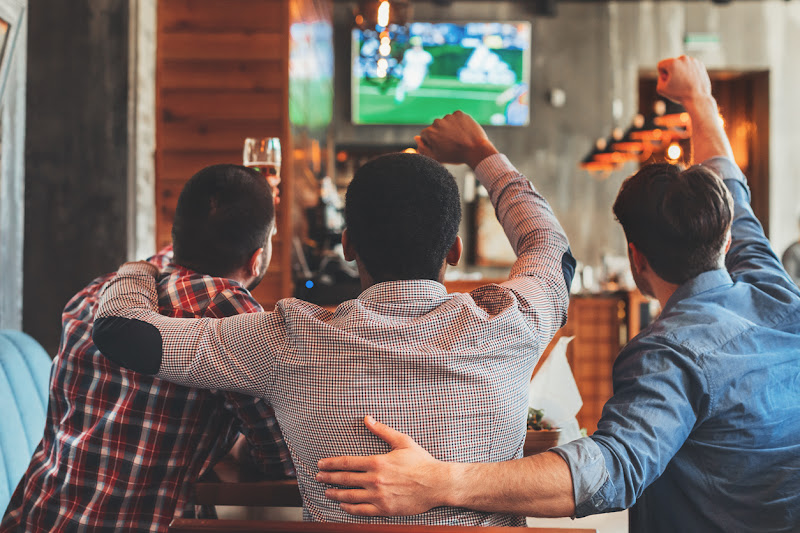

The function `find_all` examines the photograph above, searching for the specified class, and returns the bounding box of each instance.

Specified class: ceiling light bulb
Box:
[667,142,682,161]
[377,1,390,27]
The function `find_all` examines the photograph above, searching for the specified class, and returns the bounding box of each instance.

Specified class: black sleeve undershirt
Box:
[93,317,164,375]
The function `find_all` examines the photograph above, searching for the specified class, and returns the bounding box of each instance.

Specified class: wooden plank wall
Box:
[157,0,292,308]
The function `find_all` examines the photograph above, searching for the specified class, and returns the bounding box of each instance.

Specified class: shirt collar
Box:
[662,268,733,313]
[357,279,449,304]
[160,262,245,289]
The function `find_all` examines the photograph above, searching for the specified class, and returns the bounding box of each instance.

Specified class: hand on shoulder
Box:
[117,260,160,278]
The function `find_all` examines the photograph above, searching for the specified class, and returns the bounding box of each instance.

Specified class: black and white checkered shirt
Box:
[95,154,572,526]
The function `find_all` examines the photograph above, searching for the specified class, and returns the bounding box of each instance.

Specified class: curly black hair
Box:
[344,153,462,282]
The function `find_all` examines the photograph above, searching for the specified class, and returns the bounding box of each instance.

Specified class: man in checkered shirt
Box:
[1,165,294,532]
[93,111,576,526]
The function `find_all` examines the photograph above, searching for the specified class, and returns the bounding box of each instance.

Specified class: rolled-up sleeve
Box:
[551,438,614,516]
[551,337,706,516]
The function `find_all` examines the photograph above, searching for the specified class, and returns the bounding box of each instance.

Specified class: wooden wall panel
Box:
[159,151,244,181]
[160,60,284,91]
[160,33,285,61]
[162,90,283,121]
[157,0,293,306]
[160,118,283,151]
[159,0,285,33]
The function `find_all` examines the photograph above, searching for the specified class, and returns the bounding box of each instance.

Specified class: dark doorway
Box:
[638,71,770,236]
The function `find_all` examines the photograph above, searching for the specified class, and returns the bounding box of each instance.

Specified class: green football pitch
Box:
[353,76,514,125]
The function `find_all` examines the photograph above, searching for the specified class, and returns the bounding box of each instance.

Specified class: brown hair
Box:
[613,163,733,285]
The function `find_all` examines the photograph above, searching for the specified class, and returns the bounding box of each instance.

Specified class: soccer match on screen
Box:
[351,22,531,126]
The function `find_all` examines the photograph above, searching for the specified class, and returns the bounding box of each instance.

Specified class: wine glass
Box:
[243,137,281,205]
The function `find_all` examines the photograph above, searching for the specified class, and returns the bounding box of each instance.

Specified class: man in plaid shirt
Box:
[93,112,575,526]
[1,165,294,532]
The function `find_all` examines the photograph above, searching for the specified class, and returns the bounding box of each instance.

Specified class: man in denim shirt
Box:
[318,56,800,532]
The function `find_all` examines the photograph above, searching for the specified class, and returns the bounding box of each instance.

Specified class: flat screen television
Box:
[351,21,531,126]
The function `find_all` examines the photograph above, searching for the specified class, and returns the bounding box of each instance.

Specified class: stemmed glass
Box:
[243,137,281,205]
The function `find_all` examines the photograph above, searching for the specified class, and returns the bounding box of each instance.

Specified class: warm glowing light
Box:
[717,114,725,128]
[355,14,364,26]
[667,142,682,161]
[403,148,417,154]
[377,1,390,27]
[377,58,388,78]
[379,41,391,56]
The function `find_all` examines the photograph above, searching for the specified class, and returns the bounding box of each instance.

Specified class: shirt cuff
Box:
[551,437,615,517]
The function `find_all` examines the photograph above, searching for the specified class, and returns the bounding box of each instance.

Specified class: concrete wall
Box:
[24,0,130,355]
[333,1,800,270]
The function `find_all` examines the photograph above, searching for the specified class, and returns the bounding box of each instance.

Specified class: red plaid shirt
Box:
[95,155,572,526]
[1,249,294,532]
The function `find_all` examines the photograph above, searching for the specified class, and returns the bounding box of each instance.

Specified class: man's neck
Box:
[642,274,680,309]
[653,284,679,309]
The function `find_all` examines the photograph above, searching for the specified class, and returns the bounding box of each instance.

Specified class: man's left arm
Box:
[92,262,285,397]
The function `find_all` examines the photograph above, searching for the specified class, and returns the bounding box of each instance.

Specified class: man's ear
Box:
[446,236,463,266]
[342,229,356,262]
[249,247,264,277]
[629,242,649,274]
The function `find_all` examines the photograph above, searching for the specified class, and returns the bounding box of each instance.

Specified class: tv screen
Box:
[351,21,531,126]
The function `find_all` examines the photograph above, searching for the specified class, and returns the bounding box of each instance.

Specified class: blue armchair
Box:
[0,330,51,512]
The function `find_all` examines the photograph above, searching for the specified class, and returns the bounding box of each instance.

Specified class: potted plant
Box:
[523,407,561,456]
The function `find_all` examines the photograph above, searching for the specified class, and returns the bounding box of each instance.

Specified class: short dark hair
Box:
[613,163,733,285]
[172,164,274,277]
[344,153,461,282]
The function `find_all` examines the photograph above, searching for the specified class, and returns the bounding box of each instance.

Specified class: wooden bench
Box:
[193,455,302,507]
[169,518,596,533]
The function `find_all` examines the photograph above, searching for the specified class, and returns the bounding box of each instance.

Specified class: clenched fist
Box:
[656,55,712,106]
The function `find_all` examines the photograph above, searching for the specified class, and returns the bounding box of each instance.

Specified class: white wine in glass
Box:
[243,137,281,205]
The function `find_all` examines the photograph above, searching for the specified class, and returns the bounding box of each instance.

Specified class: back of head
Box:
[344,153,461,282]
[172,164,274,277]
[613,163,733,285]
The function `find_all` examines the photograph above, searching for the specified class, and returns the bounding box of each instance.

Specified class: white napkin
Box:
[529,336,583,445]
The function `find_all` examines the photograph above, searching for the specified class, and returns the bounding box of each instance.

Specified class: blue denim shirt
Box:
[553,157,800,532]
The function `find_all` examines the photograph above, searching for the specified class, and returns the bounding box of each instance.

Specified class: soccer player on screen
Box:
[395,37,433,103]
